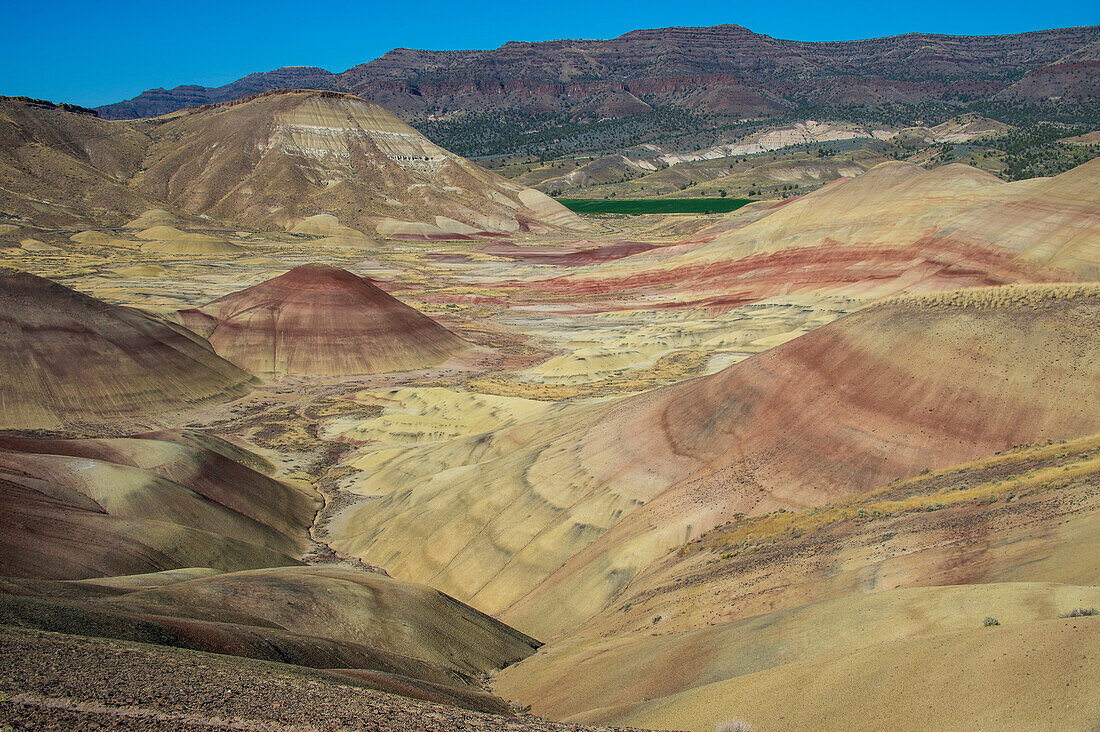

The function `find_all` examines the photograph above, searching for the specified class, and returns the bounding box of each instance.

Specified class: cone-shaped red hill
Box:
[182,264,468,378]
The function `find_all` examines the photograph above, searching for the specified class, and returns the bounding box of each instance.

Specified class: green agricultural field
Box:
[557,198,753,214]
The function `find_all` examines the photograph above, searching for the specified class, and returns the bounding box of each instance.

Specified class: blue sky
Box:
[2,0,1097,107]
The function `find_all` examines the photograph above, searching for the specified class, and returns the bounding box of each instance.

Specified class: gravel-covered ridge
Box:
[0,625,648,731]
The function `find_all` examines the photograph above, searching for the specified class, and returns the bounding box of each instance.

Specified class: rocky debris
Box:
[0,626,647,731]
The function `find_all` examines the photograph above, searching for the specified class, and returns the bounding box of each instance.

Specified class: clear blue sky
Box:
[2,0,1097,107]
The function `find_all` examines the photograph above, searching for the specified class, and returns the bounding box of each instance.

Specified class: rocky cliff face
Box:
[99,24,1100,135]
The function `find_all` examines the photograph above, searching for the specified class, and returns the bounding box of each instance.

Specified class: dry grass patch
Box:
[683,433,1100,558]
[1060,608,1099,618]
[878,283,1100,311]
[467,349,709,400]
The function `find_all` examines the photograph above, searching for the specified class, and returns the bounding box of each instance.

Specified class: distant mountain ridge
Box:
[99,24,1100,127]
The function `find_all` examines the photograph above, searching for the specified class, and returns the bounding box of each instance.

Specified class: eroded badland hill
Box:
[2,37,1100,731]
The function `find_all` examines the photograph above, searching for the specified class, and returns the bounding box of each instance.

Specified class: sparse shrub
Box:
[876,283,1100,312]
[716,720,755,732]
[1060,608,1099,618]
[983,616,1000,627]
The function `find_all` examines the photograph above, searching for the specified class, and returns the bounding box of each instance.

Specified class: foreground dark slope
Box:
[0,626,637,731]
[0,565,541,713]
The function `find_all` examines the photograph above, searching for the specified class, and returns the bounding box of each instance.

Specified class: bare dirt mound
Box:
[124,208,178,228]
[180,264,468,378]
[135,225,245,254]
[0,93,590,233]
[0,268,254,429]
[18,238,58,251]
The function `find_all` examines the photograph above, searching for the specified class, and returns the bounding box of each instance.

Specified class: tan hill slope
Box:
[0,92,589,235]
[134,90,589,237]
[0,97,157,227]
[178,264,469,378]
[503,588,1100,731]
[496,433,1100,730]
[602,431,1100,636]
[573,612,1100,732]
[501,285,1100,637]
[329,285,1100,641]
[0,268,254,429]
[543,159,1100,308]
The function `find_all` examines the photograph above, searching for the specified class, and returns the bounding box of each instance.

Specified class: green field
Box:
[557,198,754,214]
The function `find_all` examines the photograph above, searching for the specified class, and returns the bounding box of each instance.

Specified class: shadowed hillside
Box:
[0,268,254,429]
[0,431,316,579]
